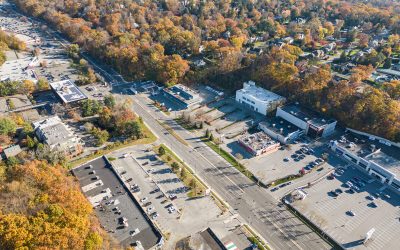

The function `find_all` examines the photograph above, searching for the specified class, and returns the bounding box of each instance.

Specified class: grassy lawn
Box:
[68,122,156,168]
[153,144,205,198]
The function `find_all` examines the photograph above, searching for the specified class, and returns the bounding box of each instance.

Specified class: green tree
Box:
[158,146,166,156]
[0,117,16,136]
[91,127,109,146]
[122,121,142,139]
[81,99,103,117]
[171,162,179,172]
[37,78,49,90]
[26,135,35,148]
[104,95,116,108]
[6,156,19,167]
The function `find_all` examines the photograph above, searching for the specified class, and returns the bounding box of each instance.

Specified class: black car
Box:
[335,188,343,194]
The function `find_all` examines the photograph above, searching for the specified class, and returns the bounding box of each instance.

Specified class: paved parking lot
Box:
[72,157,161,249]
[108,146,244,249]
[0,6,79,83]
[291,166,400,250]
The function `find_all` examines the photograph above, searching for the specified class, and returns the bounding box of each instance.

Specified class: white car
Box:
[151,212,159,220]
[123,153,130,158]
[147,206,155,213]
[130,228,140,236]
[140,197,148,203]
[168,206,176,213]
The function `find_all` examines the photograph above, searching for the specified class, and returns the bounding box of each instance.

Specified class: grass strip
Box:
[154,144,205,198]
[158,121,189,146]
[243,225,271,250]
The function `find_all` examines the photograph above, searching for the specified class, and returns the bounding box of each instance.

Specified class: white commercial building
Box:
[276,104,337,138]
[258,117,304,144]
[329,132,400,193]
[32,116,82,156]
[236,81,286,116]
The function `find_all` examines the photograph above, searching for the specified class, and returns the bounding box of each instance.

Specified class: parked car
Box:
[143,202,152,207]
[271,187,279,192]
[346,210,356,216]
[147,206,155,213]
[140,197,148,203]
[130,228,140,236]
[169,194,177,200]
[167,206,176,213]
[335,188,343,194]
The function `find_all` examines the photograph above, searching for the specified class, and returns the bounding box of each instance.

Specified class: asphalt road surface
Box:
[128,95,334,250]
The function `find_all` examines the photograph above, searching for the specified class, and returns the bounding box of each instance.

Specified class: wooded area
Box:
[0,160,112,249]
[10,0,400,141]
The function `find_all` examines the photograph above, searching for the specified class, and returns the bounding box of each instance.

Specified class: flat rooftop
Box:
[280,104,336,128]
[239,132,279,151]
[259,117,300,137]
[0,94,32,112]
[237,81,285,104]
[337,133,400,174]
[72,157,161,249]
[50,80,87,104]
[163,84,200,105]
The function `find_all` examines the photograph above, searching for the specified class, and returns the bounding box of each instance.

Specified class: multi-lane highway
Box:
[126,94,333,250]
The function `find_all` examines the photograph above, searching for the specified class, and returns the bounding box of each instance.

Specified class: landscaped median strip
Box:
[157,120,189,146]
[243,224,272,250]
[153,144,205,198]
